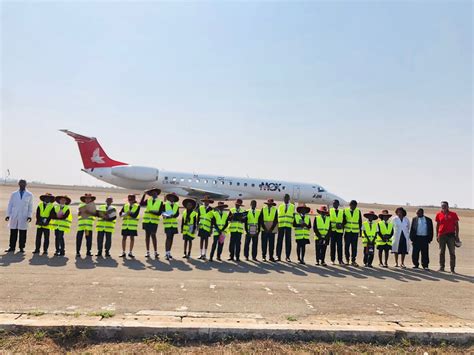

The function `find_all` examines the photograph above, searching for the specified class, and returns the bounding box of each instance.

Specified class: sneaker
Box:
[245,257,249,261]
[315,261,320,266]
[331,261,336,265]
[321,262,327,267]
[197,255,203,260]
[379,263,384,267]
[32,250,40,254]
[368,265,374,268]
[270,257,276,262]
[451,269,456,274]
[412,265,419,269]
[383,264,388,268]
[19,249,25,253]
[438,267,445,272]
[286,258,291,263]
[183,254,188,258]
[4,248,14,253]
[169,255,173,260]
[165,255,170,260]
[54,251,60,256]
[217,257,221,261]
[423,267,430,271]
[201,256,207,261]
[351,261,359,267]
[236,258,240,262]
[119,252,126,258]
[145,251,150,258]
[228,257,234,261]
[154,252,159,259]
[262,257,267,262]
[252,257,258,261]
[128,252,135,258]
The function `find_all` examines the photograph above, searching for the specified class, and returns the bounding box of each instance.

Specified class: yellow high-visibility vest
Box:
[143,198,162,225]
[362,221,378,246]
[50,205,72,233]
[376,221,393,246]
[344,208,361,233]
[122,203,139,231]
[229,207,245,233]
[163,202,179,229]
[198,205,213,233]
[96,205,116,233]
[278,203,295,228]
[182,210,198,238]
[213,211,229,237]
[329,208,344,233]
[314,215,330,240]
[77,203,95,232]
[294,214,310,240]
[36,202,55,230]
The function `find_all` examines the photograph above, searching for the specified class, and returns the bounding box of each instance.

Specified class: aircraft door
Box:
[292,185,301,201]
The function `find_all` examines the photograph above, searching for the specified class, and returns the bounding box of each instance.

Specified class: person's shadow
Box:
[0,252,26,266]
[145,258,174,271]
[28,254,49,266]
[122,257,146,270]
[95,257,119,268]
[47,256,69,267]
[74,255,96,269]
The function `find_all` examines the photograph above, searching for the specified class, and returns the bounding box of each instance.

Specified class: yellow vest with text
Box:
[122,203,139,231]
[36,202,55,230]
[278,203,295,228]
[96,205,116,233]
[329,208,344,233]
[50,205,72,233]
[315,215,330,240]
[143,198,162,225]
[163,202,179,229]
[344,208,361,233]
[294,214,310,240]
[246,209,261,234]
[182,210,198,238]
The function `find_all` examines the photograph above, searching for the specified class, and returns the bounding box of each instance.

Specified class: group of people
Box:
[5,180,462,273]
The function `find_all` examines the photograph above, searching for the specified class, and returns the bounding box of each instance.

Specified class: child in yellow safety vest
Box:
[119,194,140,258]
[313,205,331,266]
[76,193,96,257]
[181,198,197,259]
[362,211,379,267]
[139,188,163,259]
[294,203,311,265]
[376,210,394,268]
[33,193,56,255]
[95,197,117,258]
[51,195,72,257]
[163,193,180,260]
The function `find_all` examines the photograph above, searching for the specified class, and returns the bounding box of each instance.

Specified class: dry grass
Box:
[0,332,472,354]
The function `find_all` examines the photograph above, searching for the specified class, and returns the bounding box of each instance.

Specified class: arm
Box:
[427,218,433,242]
[258,212,265,232]
[130,206,140,219]
[270,211,278,231]
[59,209,70,220]
[27,194,33,221]
[409,217,416,241]
[307,219,312,230]
[139,194,147,207]
[172,205,179,218]
[35,206,41,224]
[119,206,125,217]
[180,215,185,233]
[6,194,13,220]
[455,221,459,240]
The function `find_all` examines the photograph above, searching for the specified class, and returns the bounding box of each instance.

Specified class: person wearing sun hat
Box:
[119,194,141,258]
[244,200,261,261]
[139,188,164,259]
[197,196,214,260]
[293,203,311,265]
[313,205,330,266]
[376,210,393,268]
[362,211,379,267]
[163,193,180,260]
[181,198,198,259]
[33,193,56,255]
[209,201,229,262]
[259,199,278,262]
[329,199,345,265]
[228,199,245,262]
[76,193,97,257]
[50,195,72,256]
[95,197,117,258]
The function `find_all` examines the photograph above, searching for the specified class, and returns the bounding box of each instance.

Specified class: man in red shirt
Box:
[435,201,460,273]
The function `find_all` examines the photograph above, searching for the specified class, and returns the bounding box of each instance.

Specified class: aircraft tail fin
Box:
[60,129,127,169]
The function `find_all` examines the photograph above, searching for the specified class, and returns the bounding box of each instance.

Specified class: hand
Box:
[27,217,32,222]
[5,217,9,222]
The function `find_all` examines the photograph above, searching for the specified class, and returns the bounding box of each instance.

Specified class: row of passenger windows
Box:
[162,176,286,190]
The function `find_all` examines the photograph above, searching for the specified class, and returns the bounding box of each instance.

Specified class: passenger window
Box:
[188,178,192,182]
[229,182,232,185]
[172,177,177,182]
[164,177,168,180]
[236,182,240,186]
[196,179,200,183]
[244,183,247,187]
[180,178,184,182]
[251,183,255,187]
[213,180,217,184]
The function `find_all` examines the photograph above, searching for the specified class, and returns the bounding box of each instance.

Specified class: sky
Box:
[1,1,472,207]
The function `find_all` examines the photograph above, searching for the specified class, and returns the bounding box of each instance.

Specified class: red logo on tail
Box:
[61,130,127,169]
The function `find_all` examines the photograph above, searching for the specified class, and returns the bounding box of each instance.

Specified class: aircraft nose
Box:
[327,193,347,207]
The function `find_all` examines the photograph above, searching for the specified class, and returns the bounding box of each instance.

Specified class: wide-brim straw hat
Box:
[80,193,96,203]
[201,196,215,204]
[317,205,329,215]
[364,211,378,219]
[215,201,228,209]
[146,188,161,196]
[182,198,197,210]
[378,210,392,219]
[166,193,179,203]
[264,199,276,206]
[40,193,55,203]
[55,195,71,205]
[296,203,310,214]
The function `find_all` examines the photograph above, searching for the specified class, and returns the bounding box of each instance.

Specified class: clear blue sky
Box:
[1,1,472,207]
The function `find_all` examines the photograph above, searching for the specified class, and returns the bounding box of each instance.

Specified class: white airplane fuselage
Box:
[84,165,344,205]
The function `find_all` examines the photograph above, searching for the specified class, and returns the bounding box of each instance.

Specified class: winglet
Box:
[60,129,127,169]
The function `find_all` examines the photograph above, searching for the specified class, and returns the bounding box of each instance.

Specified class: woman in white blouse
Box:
[391,207,411,268]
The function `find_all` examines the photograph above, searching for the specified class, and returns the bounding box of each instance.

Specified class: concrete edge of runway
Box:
[0,313,472,345]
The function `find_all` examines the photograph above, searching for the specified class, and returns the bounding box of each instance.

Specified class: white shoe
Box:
[128,252,135,258]
[145,251,150,258]
[154,252,159,259]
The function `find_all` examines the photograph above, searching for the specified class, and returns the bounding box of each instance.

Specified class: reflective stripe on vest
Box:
[344,208,361,233]
[50,205,72,233]
[329,208,344,233]
[183,210,198,238]
[294,214,310,240]
[362,221,378,246]
[278,203,295,228]
[213,211,229,236]
[163,202,179,229]
[143,198,162,225]
[229,207,245,233]
[122,203,139,231]
[77,203,95,231]
[36,202,55,230]
[246,209,261,232]
[315,215,330,240]
[96,205,116,233]
[376,221,394,246]
[198,205,213,232]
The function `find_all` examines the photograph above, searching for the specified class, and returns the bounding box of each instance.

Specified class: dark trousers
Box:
[244,234,258,259]
[439,233,456,271]
[316,240,328,263]
[330,232,343,262]
[296,240,307,261]
[229,232,242,260]
[35,228,50,252]
[9,229,27,251]
[210,235,224,260]
[344,232,359,262]
[412,236,430,268]
[97,231,112,253]
[276,227,292,259]
[363,246,375,266]
[261,232,275,259]
[76,230,93,254]
[54,230,65,254]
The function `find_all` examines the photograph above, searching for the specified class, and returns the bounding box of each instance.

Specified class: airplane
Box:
[61,130,346,205]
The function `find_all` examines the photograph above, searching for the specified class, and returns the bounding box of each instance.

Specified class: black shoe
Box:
[76,253,81,258]
[286,258,291,263]
[412,265,419,269]
[270,257,276,262]
[217,257,222,261]
[262,257,267,262]
[276,257,281,262]
[19,249,24,253]
[105,252,111,257]
[54,251,60,256]
[42,251,48,256]
[236,258,240,262]
[245,257,249,261]
[252,257,257,261]
[86,252,92,257]
[321,262,327,266]
[60,252,65,256]
[228,258,234,261]
[96,252,102,257]
[32,250,40,254]
[4,248,14,253]
[423,267,430,271]
[339,261,345,265]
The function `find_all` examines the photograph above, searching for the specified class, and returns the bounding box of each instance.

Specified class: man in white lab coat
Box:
[5,179,33,253]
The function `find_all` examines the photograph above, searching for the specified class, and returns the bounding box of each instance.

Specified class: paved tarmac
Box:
[0,185,473,327]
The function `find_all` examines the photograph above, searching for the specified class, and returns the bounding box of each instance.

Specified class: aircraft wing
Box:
[180,187,230,200]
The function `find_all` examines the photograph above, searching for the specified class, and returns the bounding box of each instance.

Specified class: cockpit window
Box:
[318,187,325,192]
